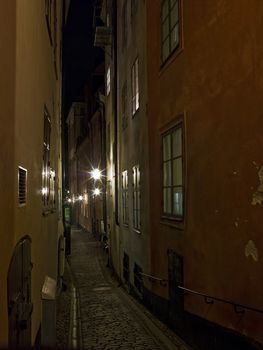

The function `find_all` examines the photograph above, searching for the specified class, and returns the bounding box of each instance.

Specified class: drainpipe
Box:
[112,0,119,226]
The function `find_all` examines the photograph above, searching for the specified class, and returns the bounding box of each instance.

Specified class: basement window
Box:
[123,252,130,283]
[18,166,27,206]
[134,263,143,295]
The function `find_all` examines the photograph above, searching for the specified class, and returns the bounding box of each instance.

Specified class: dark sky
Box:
[63,0,94,117]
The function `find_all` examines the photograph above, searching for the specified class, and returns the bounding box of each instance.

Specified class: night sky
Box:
[63,0,99,117]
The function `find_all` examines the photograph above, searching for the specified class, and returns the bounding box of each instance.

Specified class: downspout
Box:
[97,100,107,237]
[112,0,119,226]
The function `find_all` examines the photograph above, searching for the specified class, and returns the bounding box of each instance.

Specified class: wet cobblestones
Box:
[67,228,190,350]
[56,262,71,348]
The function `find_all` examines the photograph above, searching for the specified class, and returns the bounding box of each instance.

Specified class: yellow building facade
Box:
[0,0,64,346]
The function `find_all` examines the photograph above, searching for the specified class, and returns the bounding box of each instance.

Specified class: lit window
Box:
[106,66,111,96]
[161,0,180,62]
[122,170,129,225]
[162,124,184,218]
[132,165,140,230]
[131,58,139,116]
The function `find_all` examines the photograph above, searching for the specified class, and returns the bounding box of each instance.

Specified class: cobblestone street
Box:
[64,227,190,350]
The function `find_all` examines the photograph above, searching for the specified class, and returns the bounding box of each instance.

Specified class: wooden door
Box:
[7,237,33,348]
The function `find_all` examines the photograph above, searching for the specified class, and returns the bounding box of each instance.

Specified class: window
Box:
[122,170,129,225]
[131,0,138,17]
[132,165,140,230]
[106,66,111,96]
[123,252,130,282]
[50,168,56,208]
[45,0,53,44]
[134,263,143,295]
[18,166,27,206]
[121,81,128,130]
[161,0,180,63]
[162,124,184,218]
[122,1,127,50]
[131,58,139,116]
[42,107,51,207]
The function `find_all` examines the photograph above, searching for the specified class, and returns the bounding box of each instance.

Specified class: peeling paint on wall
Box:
[251,166,263,205]
[245,240,258,262]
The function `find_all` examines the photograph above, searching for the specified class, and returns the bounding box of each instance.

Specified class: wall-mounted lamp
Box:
[90,168,102,180]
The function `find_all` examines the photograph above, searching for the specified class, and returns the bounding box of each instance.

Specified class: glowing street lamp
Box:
[90,168,101,180]
[78,195,83,201]
[93,188,101,196]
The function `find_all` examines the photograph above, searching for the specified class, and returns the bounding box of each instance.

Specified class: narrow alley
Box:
[1,1,263,349]
[58,227,190,350]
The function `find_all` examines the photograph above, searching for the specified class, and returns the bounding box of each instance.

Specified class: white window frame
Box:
[106,66,111,96]
[162,123,184,219]
[132,165,141,231]
[131,57,139,116]
[161,0,180,63]
[122,170,129,225]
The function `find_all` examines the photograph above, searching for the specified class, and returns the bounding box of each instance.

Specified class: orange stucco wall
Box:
[147,0,263,344]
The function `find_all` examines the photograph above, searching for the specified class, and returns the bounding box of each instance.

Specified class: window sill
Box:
[132,108,139,119]
[42,208,56,216]
[159,46,184,77]
[160,216,184,230]
[133,228,141,235]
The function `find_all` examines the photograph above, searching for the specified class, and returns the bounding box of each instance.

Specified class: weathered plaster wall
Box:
[14,0,63,343]
[116,0,151,293]
[147,0,263,344]
[0,0,16,345]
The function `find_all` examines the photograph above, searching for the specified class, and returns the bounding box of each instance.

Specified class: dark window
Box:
[122,1,127,50]
[161,0,180,62]
[134,263,143,295]
[122,81,128,130]
[123,253,130,282]
[162,124,184,218]
[131,0,138,18]
[45,0,53,44]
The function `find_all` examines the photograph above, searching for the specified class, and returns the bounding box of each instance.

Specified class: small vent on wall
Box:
[18,166,27,206]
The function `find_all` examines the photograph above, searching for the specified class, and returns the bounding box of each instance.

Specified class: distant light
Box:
[91,168,101,180]
[94,188,100,196]
[67,190,70,194]
[42,187,47,195]
[67,198,72,203]
[78,195,83,201]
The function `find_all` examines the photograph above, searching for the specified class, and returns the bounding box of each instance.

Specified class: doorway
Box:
[7,236,33,348]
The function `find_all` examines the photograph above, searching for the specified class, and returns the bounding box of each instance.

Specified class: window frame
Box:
[122,170,129,225]
[106,66,111,96]
[131,57,139,116]
[161,121,185,221]
[42,106,52,210]
[132,165,141,231]
[161,0,181,64]
[122,0,128,51]
[45,0,53,45]
[121,81,128,130]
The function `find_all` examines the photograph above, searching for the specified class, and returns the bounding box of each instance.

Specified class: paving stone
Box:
[65,228,190,350]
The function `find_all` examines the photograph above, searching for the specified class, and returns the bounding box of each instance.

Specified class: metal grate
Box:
[123,252,129,282]
[18,166,27,206]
